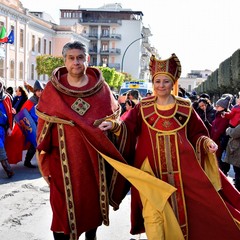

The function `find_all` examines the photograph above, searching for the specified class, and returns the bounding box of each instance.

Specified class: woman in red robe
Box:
[99,54,240,239]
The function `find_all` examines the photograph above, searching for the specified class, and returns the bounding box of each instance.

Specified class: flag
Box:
[7,30,14,44]
[0,26,8,43]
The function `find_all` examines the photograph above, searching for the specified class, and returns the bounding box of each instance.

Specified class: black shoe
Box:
[24,162,36,168]
[1,159,14,178]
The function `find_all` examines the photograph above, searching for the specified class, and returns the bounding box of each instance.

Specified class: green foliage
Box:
[96,66,125,89]
[36,55,64,77]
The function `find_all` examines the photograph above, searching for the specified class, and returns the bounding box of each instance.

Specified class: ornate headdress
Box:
[149,53,181,83]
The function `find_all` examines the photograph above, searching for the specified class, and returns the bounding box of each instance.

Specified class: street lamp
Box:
[121,34,144,73]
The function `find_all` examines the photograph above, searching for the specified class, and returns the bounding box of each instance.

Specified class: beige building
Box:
[178,69,212,93]
[0,0,88,89]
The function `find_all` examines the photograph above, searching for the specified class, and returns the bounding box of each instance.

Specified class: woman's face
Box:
[125,102,132,111]
[15,88,22,96]
[153,74,173,97]
[215,105,224,112]
[198,101,207,111]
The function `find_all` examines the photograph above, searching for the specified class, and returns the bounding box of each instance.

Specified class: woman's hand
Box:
[7,128,12,136]
[207,141,218,153]
[98,121,113,131]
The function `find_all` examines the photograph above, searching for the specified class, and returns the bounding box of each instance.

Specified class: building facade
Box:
[0,1,157,89]
[0,0,88,88]
[59,3,155,80]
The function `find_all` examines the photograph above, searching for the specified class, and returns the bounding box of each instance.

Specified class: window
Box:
[10,60,15,79]
[101,42,109,51]
[101,57,108,66]
[31,64,35,80]
[19,62,23,80]
[0,59,4,78]
[20,29,24,48]
[49,41,52,55]
[43,39,47,54]
[38,37,41,53]
[32,35,35,52]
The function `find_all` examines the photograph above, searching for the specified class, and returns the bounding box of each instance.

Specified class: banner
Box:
[14,108,37,147]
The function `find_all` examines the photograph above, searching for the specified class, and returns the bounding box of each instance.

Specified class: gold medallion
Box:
[71,98,90,116]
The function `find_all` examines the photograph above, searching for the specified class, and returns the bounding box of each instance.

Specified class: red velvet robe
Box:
[36,67,130,240]
[122,96,240,239]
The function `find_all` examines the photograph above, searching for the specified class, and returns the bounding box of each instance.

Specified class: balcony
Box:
[100,34,121,40]
[99,63,121,70]
[100,48,121,55]
[89,48,98,54]
[88,34,98,39]
[80,19,122,26]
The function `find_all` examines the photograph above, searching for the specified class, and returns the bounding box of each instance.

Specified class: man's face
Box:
[64,49,88,77]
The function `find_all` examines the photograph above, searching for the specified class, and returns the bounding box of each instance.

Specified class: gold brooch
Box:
[71,98,90,116]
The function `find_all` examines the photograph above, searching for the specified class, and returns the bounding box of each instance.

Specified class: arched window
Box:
[19,62,23,80]
[10,60,15,79]
[0,59,4,78]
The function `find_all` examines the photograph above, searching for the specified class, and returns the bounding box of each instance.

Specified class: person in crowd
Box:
[224,123,240,191]
[12,85,29,114]
[127,89,141,105]
[120,99,135,120]
[197,97,216,132]
[22,80,43,168]
[222,92,240,128]
[36,41,130,240]
[189,93,199,111]
[0,79,14,178]
[5,86,14,101]
[211,95,231,176]
[145,91,153,97]
[99,53,240,239]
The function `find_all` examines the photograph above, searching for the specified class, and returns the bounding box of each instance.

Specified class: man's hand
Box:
[98,121,113,131]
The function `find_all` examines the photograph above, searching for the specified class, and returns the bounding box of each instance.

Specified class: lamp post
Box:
[121,35,144,73]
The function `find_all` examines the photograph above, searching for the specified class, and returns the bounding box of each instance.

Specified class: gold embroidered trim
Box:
[141,96,191,133]
[36,109,75,126]
[98,154,110,226]
[51,67,105,98]
[57,124,77,240]
[37,121,52,145]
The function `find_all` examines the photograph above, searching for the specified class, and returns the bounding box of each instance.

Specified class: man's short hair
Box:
[62,41,88,59]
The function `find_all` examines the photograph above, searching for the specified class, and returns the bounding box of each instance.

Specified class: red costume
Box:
[36,67,130,240]
[120,96,240,239]
[5,99,35,164]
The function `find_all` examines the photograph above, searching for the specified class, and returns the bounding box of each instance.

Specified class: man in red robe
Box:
[36,41,130,240]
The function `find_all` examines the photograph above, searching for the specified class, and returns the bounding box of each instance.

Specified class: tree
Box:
[36,56,124,89]
[36,55,64,77]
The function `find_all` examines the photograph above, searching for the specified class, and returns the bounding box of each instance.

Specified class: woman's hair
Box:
[62,41,88,59]
[198,97,210,105]
[125,99,135,108]
[18,85,28,99]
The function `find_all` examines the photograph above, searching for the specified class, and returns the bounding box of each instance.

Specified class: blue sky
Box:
[20,0,240,77]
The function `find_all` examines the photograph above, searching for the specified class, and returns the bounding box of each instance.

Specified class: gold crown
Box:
[149,53,181,83]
